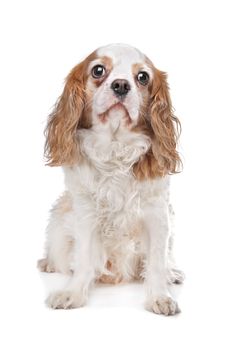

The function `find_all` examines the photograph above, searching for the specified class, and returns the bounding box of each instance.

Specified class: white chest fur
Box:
[63,125,169,240]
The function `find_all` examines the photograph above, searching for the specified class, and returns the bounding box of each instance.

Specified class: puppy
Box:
[38,43,184,315]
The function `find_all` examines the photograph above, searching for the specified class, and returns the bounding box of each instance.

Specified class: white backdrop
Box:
[0,0,232,349]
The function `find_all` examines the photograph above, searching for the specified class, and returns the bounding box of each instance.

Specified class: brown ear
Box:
[149,68,181,175]
[44,61,86,166]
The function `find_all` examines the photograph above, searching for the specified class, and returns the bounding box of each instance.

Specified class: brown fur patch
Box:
[133,59,182,180]
[44,51,97,166]
[132,63,151,90]
[91,56,113,88]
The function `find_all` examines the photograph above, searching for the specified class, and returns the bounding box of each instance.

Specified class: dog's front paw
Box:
[46,290,87,309]
[147,296,180,316]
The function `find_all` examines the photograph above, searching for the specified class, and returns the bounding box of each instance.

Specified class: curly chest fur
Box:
[64,127,169,239]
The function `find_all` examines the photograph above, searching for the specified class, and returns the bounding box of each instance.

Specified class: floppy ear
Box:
[44,61,87,166]
[149,68,181,175]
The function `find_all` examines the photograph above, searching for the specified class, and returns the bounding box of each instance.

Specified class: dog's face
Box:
[87,44,152,127]
[45,44,181,178]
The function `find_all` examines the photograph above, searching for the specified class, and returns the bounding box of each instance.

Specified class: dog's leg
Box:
[167,233,185,284]
[166,204,185,284]
[144,198,180,316]
[46,198,100,309]
[37,192,74,275]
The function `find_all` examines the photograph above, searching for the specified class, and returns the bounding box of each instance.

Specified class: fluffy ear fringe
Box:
[44,65,85,166]
[133,69,182,179]
[150,70,182,175]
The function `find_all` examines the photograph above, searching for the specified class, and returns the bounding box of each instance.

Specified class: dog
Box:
[38,43,184,315]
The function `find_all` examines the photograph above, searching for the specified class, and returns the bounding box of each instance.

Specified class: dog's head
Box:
[45,44,181,178]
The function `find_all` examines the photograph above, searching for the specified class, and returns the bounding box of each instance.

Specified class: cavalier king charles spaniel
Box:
[38,44,184,315]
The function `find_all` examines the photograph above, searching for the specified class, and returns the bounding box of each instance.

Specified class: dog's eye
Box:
[137,71,149,85]
[92,65,106,78]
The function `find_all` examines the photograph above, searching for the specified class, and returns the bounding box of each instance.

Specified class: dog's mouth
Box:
[98,102,132,125]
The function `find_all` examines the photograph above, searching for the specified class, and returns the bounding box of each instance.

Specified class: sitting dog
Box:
[38,43,184,315]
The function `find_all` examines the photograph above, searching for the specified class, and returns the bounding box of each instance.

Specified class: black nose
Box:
[111,79,131,98]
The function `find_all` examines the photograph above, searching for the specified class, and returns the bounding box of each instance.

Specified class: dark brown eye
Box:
[137,71,149,85]
[92,65,106,78]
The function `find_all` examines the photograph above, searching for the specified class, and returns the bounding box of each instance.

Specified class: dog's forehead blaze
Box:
[97,44,145,66]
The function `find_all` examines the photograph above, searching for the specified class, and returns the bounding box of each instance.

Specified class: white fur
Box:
[38,44,183,315]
